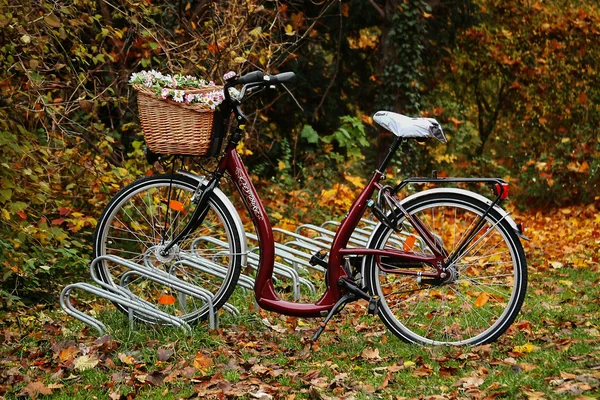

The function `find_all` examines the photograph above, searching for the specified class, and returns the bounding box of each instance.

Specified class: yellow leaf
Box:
[474,293,490,308]
[236,141,253,156]
[249,27,263,37]
[512,342,534,353]
[118,352,136,365]
[345,175,364,188]
[285,24,295,36]
[74,355,99,371]
[1,208,10,220]
[278,161,286,171]
[193,352,214,371]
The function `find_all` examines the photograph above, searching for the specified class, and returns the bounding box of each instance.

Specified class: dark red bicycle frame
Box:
[214,140,445,318]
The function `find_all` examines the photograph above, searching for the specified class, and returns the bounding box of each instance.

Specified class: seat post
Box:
[377,135,403,173]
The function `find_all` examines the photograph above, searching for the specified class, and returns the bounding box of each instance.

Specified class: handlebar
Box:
[225,70,296,88]
[235,71,265,85]
[223,70,296,123]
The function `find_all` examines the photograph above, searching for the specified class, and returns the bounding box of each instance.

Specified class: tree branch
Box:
[368,0,385,19]
[313,1,343,119]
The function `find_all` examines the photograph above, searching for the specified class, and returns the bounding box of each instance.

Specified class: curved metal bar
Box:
[60,282,192,334]
[91,255,217,329]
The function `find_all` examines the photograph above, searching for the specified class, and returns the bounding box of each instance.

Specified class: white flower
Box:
[173,90,184,102]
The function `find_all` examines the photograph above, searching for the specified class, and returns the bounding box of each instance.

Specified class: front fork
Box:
[158,129,243,256]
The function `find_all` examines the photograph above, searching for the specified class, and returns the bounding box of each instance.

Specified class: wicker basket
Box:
[134,84,223,156]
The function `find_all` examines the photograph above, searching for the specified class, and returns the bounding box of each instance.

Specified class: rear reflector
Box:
[494,183,509,199]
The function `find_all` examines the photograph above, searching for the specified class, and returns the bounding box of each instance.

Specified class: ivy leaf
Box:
[300,125,319,144]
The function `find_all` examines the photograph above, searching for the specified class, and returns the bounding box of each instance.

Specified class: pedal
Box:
[367,295,380,315]
[309,250,328,269]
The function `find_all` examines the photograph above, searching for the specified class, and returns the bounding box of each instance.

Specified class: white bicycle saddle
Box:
[373,111,447,143]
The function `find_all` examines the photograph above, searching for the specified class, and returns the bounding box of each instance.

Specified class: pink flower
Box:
[223,71,236,81]
[185,93,195,104]
[161,88,170,99]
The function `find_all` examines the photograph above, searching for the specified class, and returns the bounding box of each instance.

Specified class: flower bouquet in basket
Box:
[129,70,227,157]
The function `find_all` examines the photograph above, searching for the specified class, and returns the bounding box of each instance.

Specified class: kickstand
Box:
[310,293,356,342]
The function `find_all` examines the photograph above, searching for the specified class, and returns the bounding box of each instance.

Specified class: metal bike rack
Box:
[191,236,316,299]
[61,217,422,334]
[60,255,228,334]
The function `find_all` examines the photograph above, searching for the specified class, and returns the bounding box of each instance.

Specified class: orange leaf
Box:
[157,294,176,305]
[193,352,214,371]
[169,200,185,212]
[403,235,416,252]
[474,293,490,308]
[58,346,79,362]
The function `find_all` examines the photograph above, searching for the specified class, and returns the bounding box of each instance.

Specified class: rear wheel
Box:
[365,191,527,345]
[92,174,244,324]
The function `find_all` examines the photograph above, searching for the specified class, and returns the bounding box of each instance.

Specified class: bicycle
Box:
[93,70,528,346]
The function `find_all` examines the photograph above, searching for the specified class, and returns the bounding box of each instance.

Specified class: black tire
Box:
[92,174,243,324]
[364,190,527,345]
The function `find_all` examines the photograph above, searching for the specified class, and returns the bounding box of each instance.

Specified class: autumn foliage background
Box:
[0,0,599,305]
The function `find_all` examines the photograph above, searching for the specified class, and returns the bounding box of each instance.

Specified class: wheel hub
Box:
[441,264,459,284]
[153,243,179,263]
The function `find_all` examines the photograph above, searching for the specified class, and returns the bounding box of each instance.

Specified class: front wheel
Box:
[364,190,527,345]
[92,174,244,325]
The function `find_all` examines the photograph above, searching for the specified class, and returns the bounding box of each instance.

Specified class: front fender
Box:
[177,171,247,267]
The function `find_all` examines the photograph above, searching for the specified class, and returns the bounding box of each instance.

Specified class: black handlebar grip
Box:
[236,71,264,85]
[270,72,296,84]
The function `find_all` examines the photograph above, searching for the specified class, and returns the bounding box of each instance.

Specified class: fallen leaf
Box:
[169,200,185,212]
[157,347,174,362]
[512,342,535,353]
[474,292,490,308]
[118,352,136,365]
[250,391,273,399]
[456,376,485,388]
[361,347,381,361]
[58,346,79,362]
[74,354,99,371]
[193,352,214,371]
[20,381,53,397]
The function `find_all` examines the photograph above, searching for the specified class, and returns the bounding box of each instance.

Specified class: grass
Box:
[1,208,599,399]
[1,262,599,400]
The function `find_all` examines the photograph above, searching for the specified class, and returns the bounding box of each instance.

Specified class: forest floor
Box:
[1,205,599,399]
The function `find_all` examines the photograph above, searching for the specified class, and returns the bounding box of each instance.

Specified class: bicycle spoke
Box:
[369,192,526,345]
